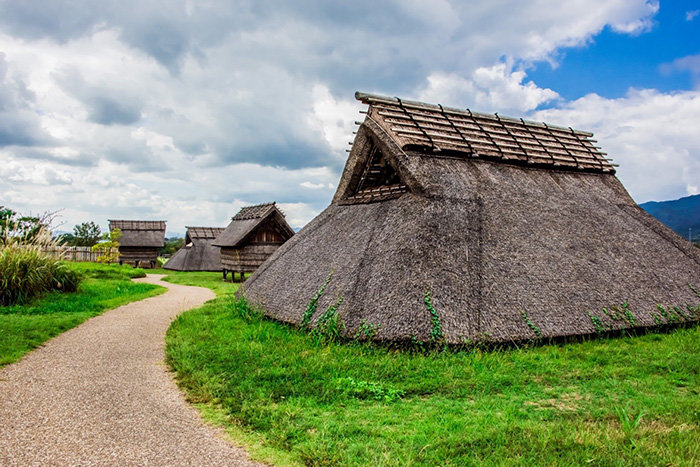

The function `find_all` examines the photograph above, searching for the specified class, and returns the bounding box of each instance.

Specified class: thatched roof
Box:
[213,203,294,248]
[164,226,225,272]
[239,92,700,345]
[108,220,166,248]
[355,92,614,173]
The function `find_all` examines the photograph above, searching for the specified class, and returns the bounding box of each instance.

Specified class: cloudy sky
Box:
[1,0,699,236]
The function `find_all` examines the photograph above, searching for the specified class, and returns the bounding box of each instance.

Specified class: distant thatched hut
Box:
[213,203,294,281]
[108,220,166,268]
[164,226,225,272]
[239,92,700,344]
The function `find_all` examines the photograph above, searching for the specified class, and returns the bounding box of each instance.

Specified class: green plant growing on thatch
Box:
[0,225,81,306]
[92,228,122,263]
[656,304,672,323]
[311,297,344,342]
[602,302,635,329]
[409,334,426,352]
[621,301,635,326]
[587,311,606,334]
[354,319,381,341]
[424,289,444,344]
[336,377,404,403]
[650,309,664,326]
[519,309,542,339]
[300,272,333,330]
[689,283,700,300]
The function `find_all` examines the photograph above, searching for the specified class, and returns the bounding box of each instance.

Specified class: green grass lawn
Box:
[163,271,700,466]
[0,263,165,367]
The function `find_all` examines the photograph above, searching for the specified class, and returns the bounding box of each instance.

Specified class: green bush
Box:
[0,229,81,306]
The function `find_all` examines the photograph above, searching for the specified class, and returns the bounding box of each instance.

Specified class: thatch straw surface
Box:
[239,93,700,344]
[163,227,225,272]
[108,220,166,248]
[213,203,294,248]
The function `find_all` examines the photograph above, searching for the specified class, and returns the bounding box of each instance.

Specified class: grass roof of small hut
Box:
[108,220,166,248]
[239,92,700,345]
[164,226,225,271]
[213,203,294,248]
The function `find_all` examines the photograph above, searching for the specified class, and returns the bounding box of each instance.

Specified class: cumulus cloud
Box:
[0,52,54,147]
[533,89,700,202]
[0,0,673,231]
[417,63,559,114]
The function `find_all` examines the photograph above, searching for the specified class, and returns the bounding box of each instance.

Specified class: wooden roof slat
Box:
[377,109,599,151]
[400,133,611,170]
[390,127,601,162]
[359,92,614,173]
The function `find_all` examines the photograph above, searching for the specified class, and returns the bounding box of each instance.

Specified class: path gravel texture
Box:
[0,274,258,466]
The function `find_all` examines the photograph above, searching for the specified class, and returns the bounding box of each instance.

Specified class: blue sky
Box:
[0,0,698,235]
[529,1,700,100]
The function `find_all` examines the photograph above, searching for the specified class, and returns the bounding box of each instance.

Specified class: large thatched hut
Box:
[239,92,700,344]
[108,220,166,268]
[163,226,225,272]
[213,203,294,281]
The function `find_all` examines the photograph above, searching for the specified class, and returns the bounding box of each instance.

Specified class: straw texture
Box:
[239,93,700,344]
[164,227,225,272]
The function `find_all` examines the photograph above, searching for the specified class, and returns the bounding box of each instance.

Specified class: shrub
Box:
[0,226,81,306]
[92,228,121,263]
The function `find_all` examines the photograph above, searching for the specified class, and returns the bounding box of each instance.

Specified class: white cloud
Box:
[660,53,700,88]
[686,10,699,21]
[417,63,559,114]
[0,0,672,232]
[533,89,700,203]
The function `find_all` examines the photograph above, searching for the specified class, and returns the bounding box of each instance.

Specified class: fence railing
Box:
[42,246,117,262]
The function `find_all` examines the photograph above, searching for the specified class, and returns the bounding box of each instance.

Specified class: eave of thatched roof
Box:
[108,219,166,248]
[355,92,615,174]
[212,203,294,248]
[164,237,222,271]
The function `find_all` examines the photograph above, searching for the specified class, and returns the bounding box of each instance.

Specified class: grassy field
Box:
[163,271,700,466]
[0,263,164,367]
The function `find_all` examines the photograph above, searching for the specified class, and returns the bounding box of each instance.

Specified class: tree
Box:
[92,228,122,263]
[71,221,102,247]
[0,206,59,244]
[162,237,185,255]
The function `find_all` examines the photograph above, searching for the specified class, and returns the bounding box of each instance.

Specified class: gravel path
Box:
[0,274,259,466]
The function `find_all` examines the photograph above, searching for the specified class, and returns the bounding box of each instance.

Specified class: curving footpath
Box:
[0,274,258,466]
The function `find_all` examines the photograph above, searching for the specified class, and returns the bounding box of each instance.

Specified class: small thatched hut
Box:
[239,92,700,344]
[108,220,166,268]
[163,226,225,272]
[213,203,294,281]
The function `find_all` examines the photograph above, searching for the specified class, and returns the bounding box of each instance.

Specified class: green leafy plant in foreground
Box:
[300,272,333,330]
[336,377,404,403]
[311,296,344,342]
[0,226,81,306]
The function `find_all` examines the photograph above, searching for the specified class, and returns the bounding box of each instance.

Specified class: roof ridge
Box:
[355,91,593,137]
[108,219,167,222]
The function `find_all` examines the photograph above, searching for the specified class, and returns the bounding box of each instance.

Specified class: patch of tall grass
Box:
[0,227,80,306]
